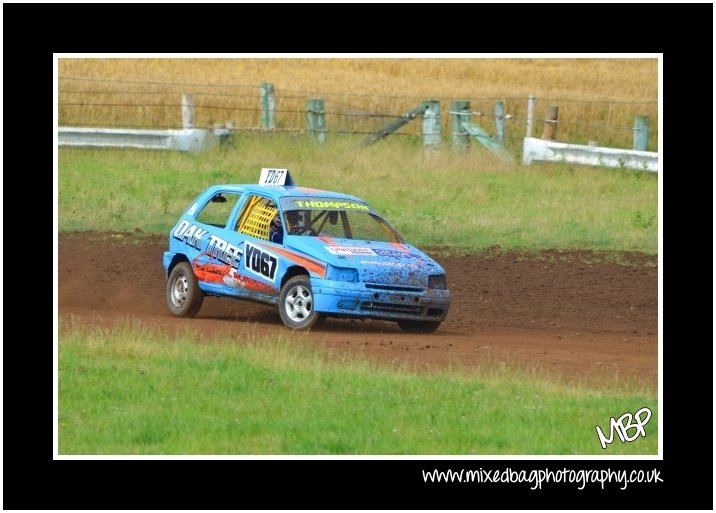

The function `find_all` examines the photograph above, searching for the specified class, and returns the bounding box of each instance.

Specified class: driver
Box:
[269,214,284,244]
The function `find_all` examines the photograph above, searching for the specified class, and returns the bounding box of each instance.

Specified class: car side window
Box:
[195,192,242,228]
[235,195,278,241]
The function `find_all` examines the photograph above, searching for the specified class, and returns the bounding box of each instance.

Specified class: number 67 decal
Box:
[244,242,278,282]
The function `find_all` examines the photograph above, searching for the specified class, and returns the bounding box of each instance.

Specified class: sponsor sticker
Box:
[325,246,377,256]
[173,220,208,250]
[292,199,370,211]
[359,260,418,268]
[373,248,421,259]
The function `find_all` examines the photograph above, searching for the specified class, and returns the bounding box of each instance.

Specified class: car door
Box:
[229,194,285,300]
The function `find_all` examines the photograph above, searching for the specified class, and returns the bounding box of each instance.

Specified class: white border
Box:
[54,53,662,461]
[53,56,60,458]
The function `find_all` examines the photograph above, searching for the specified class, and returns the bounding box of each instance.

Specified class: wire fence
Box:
[58,76,659,152]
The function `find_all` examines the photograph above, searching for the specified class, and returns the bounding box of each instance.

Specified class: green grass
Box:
[58,134,657,253]
[59,320,658,455]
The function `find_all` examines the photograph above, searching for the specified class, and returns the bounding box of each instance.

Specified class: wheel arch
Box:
[167,253,191,276]
[281,265,309,288]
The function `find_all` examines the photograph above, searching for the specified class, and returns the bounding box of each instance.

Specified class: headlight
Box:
[428,274,447,290]
[326,264,359,283]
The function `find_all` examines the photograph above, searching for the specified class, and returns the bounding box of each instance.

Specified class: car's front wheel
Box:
[278,275,323,330]
[397,320,441,333]
[166,261,204,317]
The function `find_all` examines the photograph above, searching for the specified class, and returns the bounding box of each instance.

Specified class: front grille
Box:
[365,283,424,293]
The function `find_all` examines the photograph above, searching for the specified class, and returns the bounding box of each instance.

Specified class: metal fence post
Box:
[633,115,649,151]
[182,93,195,129]
[526,94,536,138]
[422,100,440,147]
[495,100,506,146]
[542,106,559,140]
[260,83,276,129]
[451,100,470,150]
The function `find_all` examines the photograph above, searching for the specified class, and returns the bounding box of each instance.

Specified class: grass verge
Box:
[59,320,657,455]
[58,137,657,253]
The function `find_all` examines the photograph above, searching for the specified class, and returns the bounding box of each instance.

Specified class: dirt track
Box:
[58,233,658,389]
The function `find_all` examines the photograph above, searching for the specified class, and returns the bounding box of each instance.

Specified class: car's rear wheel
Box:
[278,275,323,330]
[167,261,204,317]
[397,320,441,333]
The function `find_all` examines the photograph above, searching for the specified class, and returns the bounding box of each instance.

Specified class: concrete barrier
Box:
[58,127,221,152]
[522,137,658,173]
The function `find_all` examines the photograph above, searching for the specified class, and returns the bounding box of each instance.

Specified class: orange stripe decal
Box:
[259,243,327,278]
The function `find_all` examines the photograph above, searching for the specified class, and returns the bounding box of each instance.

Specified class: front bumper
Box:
[311,278,451,322]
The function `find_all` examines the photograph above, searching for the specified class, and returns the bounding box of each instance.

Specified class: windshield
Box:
[283,209,404,243]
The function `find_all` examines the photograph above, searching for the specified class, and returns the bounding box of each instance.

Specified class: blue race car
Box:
[163,169,451,332]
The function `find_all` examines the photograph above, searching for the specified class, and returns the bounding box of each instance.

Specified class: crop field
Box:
[57,57,659,456]
[59,57,657,100]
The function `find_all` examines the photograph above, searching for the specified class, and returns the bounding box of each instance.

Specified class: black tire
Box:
[397,320,441,333]
[166,261,204,317]
[278,275,323,330]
